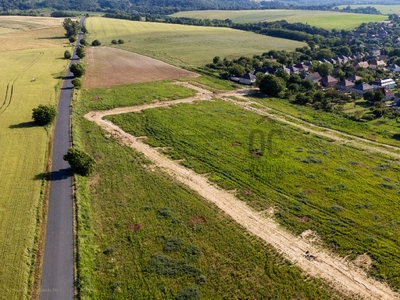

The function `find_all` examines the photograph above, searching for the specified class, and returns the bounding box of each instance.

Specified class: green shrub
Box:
[70,62,85,77]
[92,39,101,46]
[71,78,82,89]
[163,237,183,252]
[184,245,200,261]
[176,286,200,300]
[64,50,71,59]
[63,147,95,176]
[32,104,57,126]
[111,39,117,44]
[118,39,125,44]
[157,207,172,218]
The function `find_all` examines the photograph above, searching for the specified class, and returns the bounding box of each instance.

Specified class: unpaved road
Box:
[85,83,400,300]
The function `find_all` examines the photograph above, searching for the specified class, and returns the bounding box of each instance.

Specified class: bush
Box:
[163,237,183,252]
[76,45,85,59]
[64,50,71,59]
[71,78,82,89]
[111,39,117,44]
[80,38,87,46]
[91,39,101,46]
[184,245,200,261]
[63,147,95,176]
[32,104,57,126]
[117,39,125,44]
[68,36,76,43]
[176,287,200,300]
[70,62,85,77]
[157,207,172,218]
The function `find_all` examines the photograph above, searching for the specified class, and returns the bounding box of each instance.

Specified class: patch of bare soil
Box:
[353,253,373,271]
[83,47,199,89]
[85,82,400,300]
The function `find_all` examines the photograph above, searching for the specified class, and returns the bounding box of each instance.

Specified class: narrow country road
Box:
[40,18,84,300]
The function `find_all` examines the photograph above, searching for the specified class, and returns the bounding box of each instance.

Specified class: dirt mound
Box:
[83,47,199,89]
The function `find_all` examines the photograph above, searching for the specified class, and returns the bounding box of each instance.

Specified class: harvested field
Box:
[83,47,199,88]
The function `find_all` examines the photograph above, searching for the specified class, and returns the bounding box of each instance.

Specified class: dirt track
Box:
[85,83,400,300]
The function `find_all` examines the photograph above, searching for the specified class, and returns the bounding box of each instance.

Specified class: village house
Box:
[372,78,396,89]
[239,72,256,85]
[305,72,322,83]
[347,75,363,82]
[351,82,374,96]
[369,59,387,69]
[378,87,395,101]
[388,64,400,73]
[320,76,338,88]
[335,79,355,92]
[293,63,309,72]
[354,61,369,68]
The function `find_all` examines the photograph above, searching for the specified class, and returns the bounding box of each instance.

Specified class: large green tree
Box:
[62,18,80,38]
[316,62,333,77]
[76,45,85,59]
[70,63,86,77]
[257,74,286,97]
[32,104,57,126]
[63,147,95,176]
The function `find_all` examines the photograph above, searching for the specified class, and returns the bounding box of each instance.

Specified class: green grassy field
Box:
[337,5,400,15]
[170,10,387,30]
[105,96,400,290]
[74,81,346,299]
[84,17,306,67]
[249,96,400,147]
[0,20,71,299]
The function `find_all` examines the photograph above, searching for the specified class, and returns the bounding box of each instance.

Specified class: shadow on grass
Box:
[392,133,400,141]
[9,121,37,129]
[34,168,72,181]
[37,36,66,40]
[355,101,372,109]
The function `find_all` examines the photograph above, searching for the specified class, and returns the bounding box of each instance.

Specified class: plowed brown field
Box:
[83,47,199,88]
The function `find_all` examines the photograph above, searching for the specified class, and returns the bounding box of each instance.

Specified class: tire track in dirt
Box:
[84,83,400,299]
[0,51,44,114]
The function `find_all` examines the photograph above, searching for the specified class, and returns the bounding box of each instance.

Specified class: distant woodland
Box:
[0,0,396,15]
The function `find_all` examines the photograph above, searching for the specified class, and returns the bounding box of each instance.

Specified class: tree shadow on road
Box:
[9,121,37,129]
[34,169,72,181]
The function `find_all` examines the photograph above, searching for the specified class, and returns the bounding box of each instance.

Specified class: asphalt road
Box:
[40,18,84,300]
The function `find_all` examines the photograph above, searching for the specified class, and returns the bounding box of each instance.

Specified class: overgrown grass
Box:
[81,80,196,110]
[179,73,238,92]
[85,17,306,67]
[107,99,400,290]
[251,95,400,147]
[170,10,387,30]
[74,84,347,299]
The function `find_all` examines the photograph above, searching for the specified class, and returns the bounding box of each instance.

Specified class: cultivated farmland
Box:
[83,47,198,88]
[84,17,306,66]
[0,17,71,299]
[170,10,387,30]
[337,5,400,15]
